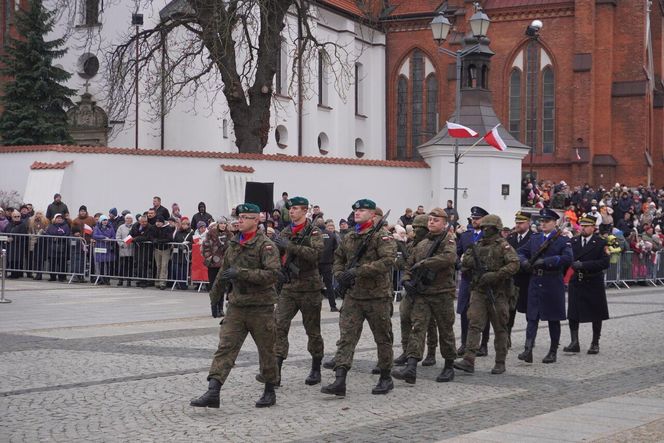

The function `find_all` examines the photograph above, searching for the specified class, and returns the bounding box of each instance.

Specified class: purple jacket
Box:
[93,223,116,262]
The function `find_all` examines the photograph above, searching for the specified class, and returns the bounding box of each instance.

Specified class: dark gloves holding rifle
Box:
[211,300,224,318]
[337,269,356,286]
[221,267,239,281]
[533,258,546,269]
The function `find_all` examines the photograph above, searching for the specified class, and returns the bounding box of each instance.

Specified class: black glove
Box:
[277,270,289,284]
[273,236,288,250]
[211,300,224,318]
[572,261,583,270]
[221,267,239,280]
[402,280,417,297]
[521,261,532,273]
[337,269,356,285]
[533,258,546,269]
[410,260,426,272]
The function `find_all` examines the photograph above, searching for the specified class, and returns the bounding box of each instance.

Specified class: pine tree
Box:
[0,0,76,145]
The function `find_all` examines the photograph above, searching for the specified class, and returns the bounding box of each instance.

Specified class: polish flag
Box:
[83,224,93,235]
[446,121,478,138]
[483,125,508,151]
[124,235,133,245]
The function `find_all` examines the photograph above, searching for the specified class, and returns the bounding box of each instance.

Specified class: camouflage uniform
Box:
[333,227,397,371]
[460,223,520,365]
[275,221,325,360]
[208,231,281,385]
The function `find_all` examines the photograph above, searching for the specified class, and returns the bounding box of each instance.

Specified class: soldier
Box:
[517,208,573,364]
[394,214,439,367]
[392,208,457,384]
[564,214,610,354]
[190,203,281,409]
[456,206,491,356]
[272,196,325,385]
[321,199,397,396]
[506,211,534,346]
[453,215,520,375]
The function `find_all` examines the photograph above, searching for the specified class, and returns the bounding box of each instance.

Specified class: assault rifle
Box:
[403,233,446,299]
[280,222,315,285]
[335,210,391,299]
[470,243,496,308]
[524,229,563,273]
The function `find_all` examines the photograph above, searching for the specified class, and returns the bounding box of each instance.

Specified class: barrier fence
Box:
[1,232,663,291]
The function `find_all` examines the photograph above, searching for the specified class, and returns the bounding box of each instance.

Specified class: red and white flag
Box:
[576,148,581,160]
[446,121,478,138]
[483,125,508,151]
[124,235,133,245]
[83,224,93,235]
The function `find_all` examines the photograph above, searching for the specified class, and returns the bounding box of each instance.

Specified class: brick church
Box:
[326,0,664,186]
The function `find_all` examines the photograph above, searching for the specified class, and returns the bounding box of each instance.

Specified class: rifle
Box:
[335,210,391,299]
[525,229,563,272]
[470,243,496,308]
[279,221,315,286]
[403,233,446,299]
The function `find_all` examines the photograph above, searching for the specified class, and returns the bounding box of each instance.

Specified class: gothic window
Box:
[396,75,408,160]
[411,50,424,150]
[508,69,521,139]
[355,62,364,115]
[542,67,555,153]
[425,74,438,140]
[318,50,329,106]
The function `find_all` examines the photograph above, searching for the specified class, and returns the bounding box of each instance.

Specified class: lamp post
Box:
[430,3,491,209]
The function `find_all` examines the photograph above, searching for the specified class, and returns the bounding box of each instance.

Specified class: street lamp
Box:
[430,2,490,209]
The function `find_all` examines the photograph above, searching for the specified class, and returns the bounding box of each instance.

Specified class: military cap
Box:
[428,207,448,218]
[539,208,560,221]
[236,203,261,214]
[579,214,597,226]
[412,214,429,228]
[285,196,309,209]
[480,214,504,230]
[470,206,489,218]
[515,211,532,223]
[352,199,376,210]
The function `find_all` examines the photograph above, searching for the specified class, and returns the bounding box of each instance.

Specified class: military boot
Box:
[436,359,455,382]
[393,353,408,366]
[305,357,322,385]
[190,378,221,408]
[517,339,534,363]
[392,357,417,384]
[371,363,380,375]
[453,356,475,373]
[371,370,394,395]
[563,329,580,353]
[322,357,336,370]
[542,342,558,364]
[476,343,489,357]
[491,361,506,374]
[421,347,436,366]
[321,367,347,396]
[255,383,276,408]
[456,344,466,357]
[587,342,600,354]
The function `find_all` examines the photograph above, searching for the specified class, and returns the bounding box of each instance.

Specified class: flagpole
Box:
[457,124,501,159]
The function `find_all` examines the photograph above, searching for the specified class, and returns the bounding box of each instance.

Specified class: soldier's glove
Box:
[211,301,223,318]
[221,267,239,281]
[533,258,546,269]
[410,260,427,272]
[521,261,533,273]
[402,280,417,297]
[337,269,356,285]
[479,272,500,286]
[273,236,288,250]
[277,270,289,284]
[571,261,584,270]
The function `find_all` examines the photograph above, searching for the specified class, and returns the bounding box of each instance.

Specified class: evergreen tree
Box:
[0,0,76,145]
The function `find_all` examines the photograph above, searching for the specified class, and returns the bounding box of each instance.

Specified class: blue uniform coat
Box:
[456,229,483,314]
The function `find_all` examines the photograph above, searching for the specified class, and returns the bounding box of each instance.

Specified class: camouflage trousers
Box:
[334,297,393,371]
[209,304,278,385]
[275,290,324,360]
[406,291,456,360]
[465,291,509,362]
[399,295,438,353]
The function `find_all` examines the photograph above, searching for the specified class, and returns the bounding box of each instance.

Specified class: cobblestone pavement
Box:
[1,280,664,442]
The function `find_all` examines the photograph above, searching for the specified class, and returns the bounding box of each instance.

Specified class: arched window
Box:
[411,50,424,150]
[508,69,521,139]
[425,74,438,140]
[542,67,555,153]
[396,76,408,160]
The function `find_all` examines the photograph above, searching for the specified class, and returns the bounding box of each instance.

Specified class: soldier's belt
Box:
[576,271,603,280]
[533,269,562,277]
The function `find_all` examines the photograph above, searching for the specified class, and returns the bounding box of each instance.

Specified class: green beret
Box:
[352,199,376,210]
[236,203,261,214]
[285,196,309,209]
[412,214,429,228]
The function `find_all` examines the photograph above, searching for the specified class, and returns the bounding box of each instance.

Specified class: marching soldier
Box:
[564,214,610,354]
[454,215,520,375]
[506,211,533,346]
[456,206,491,356]
[190,203,281,409]
[517,208,573,364]
[272,197,325,386]
[392,208,457,384]
[321,199,397,396]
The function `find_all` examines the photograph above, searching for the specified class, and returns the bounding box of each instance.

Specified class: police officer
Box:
[272,196,325,386]
[454,215,519,375]
[321,199,397,396]
[456,206,491,356]
[564,214,610,354]
[506,211,533,346]
[190,203,281,409]
[517,208,573,364]
[392,208,457,384]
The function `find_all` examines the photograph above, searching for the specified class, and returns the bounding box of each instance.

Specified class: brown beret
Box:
[428,207,448,218]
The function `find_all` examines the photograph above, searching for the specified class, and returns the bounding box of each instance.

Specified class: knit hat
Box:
[79,205,87,212]
[99,215,108,222]
[109,208,118,216]
[196,221,207,229]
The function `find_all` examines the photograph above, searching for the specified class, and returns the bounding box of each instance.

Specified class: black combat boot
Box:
[587,342,600,354]
[517,339,534,363]
[392,357,417,384]
[421,347,436,366]
[322,357,336,370]
[190,378,221,408]
[453,356,475,373]
[563,329,580,353]
[542,342,558,364]
[393,353,408,366]
[491,361,506,375]
[371,370,394,395]
[255,383,276,408]
[476,342,489,357]
[321,367,347,396]
[305,358,322,385]
[436,359,455,382]
[371,363,380,375]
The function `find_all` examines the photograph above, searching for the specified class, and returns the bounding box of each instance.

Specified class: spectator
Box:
[6,210,28,278]
[130,215,156,288]
[311,205,324,223]
[152,196,170,220]
[271,209,283,230]
[69,225,86,283]
[27,211,49,280]
[415,205,425,215]
[192,202,214,229]
[45,213,70,282]
[201,218,230,296]
[152,216,174,290]
[116,214,135,287]
[19,205,30,220]
[399,208,414,227]
[275,192,289,212]
[338,219,349,239]
[171,203,183,221]
[193,221,208,242]
[92,215,116,285]
[616,212,634,235]
[109,208,123,231]
[71,205,96,242]
[171,217,194,290]
[564,205,578,228]
[45,193,69,221]
[147,208,157,225]
[0,208,8,232]
[444,200,459,222]
[642,225,661,251]
[25,203,34,217]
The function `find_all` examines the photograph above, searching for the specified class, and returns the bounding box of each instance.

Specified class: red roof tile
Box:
[30,160,74,170]
[221,165,255,173]
[0,145,430,169]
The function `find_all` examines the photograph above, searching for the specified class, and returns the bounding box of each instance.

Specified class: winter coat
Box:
[115,223,135,257]
[45,201,70,220]
[92,223,116,262]
[45,222,71,258]
[201,227,230,268]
